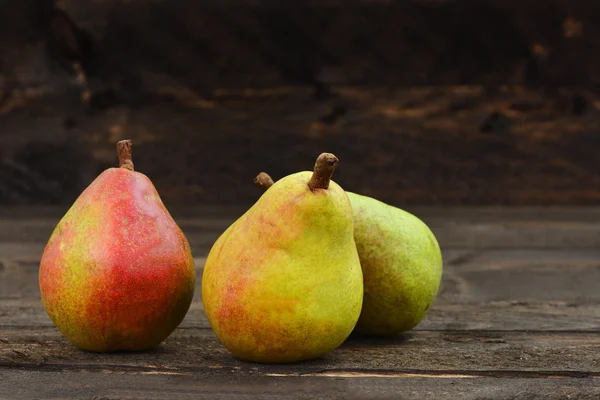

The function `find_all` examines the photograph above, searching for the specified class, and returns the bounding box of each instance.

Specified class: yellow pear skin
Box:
[203,154,363,363]
[254,173,443,336]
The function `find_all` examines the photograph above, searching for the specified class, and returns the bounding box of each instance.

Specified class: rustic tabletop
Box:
[0,207,599,399]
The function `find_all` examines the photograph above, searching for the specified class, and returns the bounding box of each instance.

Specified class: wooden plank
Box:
[1,328,599,374]
[1,369,598,400]
[424,219,600,250]
[2,207,600,250]
[4,87,600,207]
[3,1,600,207]
[0,243,45,261]
[1,299,598,332]
[420,302,600,331]
[441,249,600,303]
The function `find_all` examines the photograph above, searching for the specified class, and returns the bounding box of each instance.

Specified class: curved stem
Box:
[117,139,134,171]
[308,153,338,190]
[254,172,274,191]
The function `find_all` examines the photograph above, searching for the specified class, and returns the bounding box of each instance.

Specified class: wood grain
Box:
[2,207,600,250]
[0,209,598,398]
[2,327,599,373]
[2,86,600,207]
[2,300,599,332]
[1,369,598,400]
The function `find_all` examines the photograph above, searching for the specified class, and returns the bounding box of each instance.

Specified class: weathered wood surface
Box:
[3,1,600,207]
[3,85,600,208]
[1,207,600,399]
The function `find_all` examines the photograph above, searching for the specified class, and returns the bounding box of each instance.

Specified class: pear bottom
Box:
[220,320,357,364]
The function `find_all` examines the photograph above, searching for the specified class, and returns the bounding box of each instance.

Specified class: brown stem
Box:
[254,172,274,191]
[117,139,134,171]
[308,153,338,190]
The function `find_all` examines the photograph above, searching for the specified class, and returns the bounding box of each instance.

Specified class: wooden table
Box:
[1,207,599,399]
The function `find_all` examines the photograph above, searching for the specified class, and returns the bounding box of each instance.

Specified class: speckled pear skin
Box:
[348,192,442,335]
[39,164,196,352]
[202,171,363,363]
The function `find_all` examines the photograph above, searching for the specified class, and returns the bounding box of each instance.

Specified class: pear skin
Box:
[254,172,442,336]
[39,140,196,352]
[347,192,442,335]
[203,154,363,363]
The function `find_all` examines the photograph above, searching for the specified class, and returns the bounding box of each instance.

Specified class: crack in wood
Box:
[0,362,598,380]
[274,369,600,379]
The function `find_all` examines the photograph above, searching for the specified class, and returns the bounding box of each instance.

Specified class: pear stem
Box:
[117,139,134,171]
[308,153,338,190]
[254,172,274,191]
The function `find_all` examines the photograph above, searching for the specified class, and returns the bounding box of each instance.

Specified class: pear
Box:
[202,154,363,363]
[347,193,442,335]
[39,140,196,352]
[254,172,442,336]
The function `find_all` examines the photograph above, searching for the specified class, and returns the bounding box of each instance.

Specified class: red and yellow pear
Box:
[39,140,196,352]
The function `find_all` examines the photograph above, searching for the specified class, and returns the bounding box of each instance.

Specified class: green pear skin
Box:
[203,154,363,363]
[348,192,442,335]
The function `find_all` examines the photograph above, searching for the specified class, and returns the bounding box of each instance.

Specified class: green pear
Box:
[254,172,443,336]
[347,193,442,335]
[203,154,363,363]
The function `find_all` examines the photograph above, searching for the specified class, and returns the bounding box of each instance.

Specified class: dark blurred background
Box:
[1,0,599,207]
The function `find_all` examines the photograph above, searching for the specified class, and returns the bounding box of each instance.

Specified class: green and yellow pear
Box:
[254,172,442,336]
[203,154,363,363]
